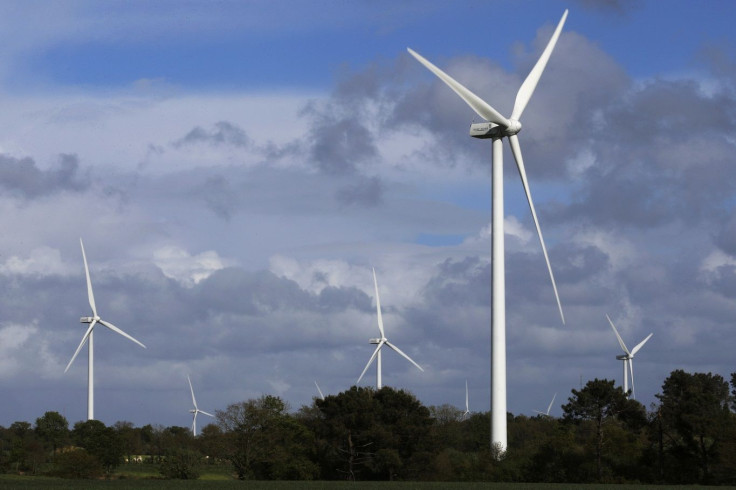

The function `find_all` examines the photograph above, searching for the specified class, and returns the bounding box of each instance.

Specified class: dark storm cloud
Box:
[301,104,378,175]
[0,153,89,198]
[174,121,251,148]
[554,76,736,228]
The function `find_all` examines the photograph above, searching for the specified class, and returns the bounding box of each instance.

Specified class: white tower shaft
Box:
[88,329,94,420]
[376,347,382,389]
[491,136,507,452]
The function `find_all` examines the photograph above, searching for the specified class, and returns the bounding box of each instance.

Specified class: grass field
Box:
[2,473,736,490]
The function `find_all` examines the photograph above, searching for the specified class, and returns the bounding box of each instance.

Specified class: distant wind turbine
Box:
[463,380,470,420]
[357,268,424,389]
[188,375,214,436]
[534,393,557,417]
[314,381,325,401]
[606,314,653,399]
[65,238,146,421]
[408,10,569,452]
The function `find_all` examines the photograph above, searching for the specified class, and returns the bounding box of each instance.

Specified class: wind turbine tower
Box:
[65,238,146,420]
[408,11,568,452]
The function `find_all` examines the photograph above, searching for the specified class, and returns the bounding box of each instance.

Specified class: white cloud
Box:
[0,246,74,276]
[153,246,231,287]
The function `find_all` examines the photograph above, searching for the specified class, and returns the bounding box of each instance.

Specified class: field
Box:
[2,472,735,490]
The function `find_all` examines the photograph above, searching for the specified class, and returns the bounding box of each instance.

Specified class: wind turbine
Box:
[408,10,568,452]
[462,380,470,420]
[357,268,424,389]
[606,314,653,399]
[65,238,146,421]
[534,393,557,417]
[188,375,214,436]
[314,380,325,401]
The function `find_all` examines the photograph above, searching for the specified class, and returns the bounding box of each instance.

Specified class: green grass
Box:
[2,474,735,489]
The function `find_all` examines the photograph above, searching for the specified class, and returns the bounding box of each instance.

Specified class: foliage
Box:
[71,420,124,475]
[50,448,103,479]
[1,368,735,484]
[655,369,734,484]
[159,448,202,479]
[216,395,318,480]
[34,412,69,458]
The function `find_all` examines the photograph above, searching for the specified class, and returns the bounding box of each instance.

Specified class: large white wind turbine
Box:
[65,238,146,421]
[188,375,214,436]
[606,314,653,399]
[408,10,568,452]
[357,268,424,389]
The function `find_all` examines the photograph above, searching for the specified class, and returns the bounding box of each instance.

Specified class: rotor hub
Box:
[503,119,522,136]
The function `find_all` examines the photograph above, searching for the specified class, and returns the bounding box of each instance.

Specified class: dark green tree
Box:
[71,420,124,476]
[562,378,644,481]
[35,411,69,459]
[216,395,317,480]
[656,370,733,484]
[311,386,433,481]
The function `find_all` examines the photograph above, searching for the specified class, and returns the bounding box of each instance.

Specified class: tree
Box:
[656,370,733,484]
[310,386,433,481]
[562,378,644,481]
[72,420,124,476]
[35,411,69,459]
[216,395,317,480]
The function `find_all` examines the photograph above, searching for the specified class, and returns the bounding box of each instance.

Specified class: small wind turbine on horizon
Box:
[357,268,424,389]
[462,380,470,420]
[606,314,653,399]
[65,238,146,421]
[534,393,557,417]
[188,375,214,437]
[314,381,325,401]
[407,10,569,452]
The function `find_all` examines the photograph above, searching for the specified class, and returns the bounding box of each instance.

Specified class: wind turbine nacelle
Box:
[80,316,94,323]
[616,354,628,361]
[369,338,381,344]
[469,122,497,139]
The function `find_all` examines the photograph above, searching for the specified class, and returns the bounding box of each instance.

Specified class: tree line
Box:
[1,369,735,484]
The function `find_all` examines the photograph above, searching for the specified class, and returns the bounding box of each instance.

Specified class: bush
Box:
[159,448,202,479]
[51,449,104,479]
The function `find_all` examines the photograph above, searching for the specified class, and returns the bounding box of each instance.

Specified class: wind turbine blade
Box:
[188,375,198,409]
[547,393,557,415]
[511,10,568,120]
[80,238,97,317]
[605,314,630,354]
[628,358,636,398]
[508,134,564,324]
[384,340,424,372]
[407,48,511,127]
[465,379,469,412]
[64,321,96,373]
[98,319,146,349]
[630,333,653,356]
[199,410,215,418]
[357,341,384,385]
[372,268,385,339]
[314,381,325,400]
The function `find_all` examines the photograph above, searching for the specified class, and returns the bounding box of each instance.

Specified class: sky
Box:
[1,0,736,430]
